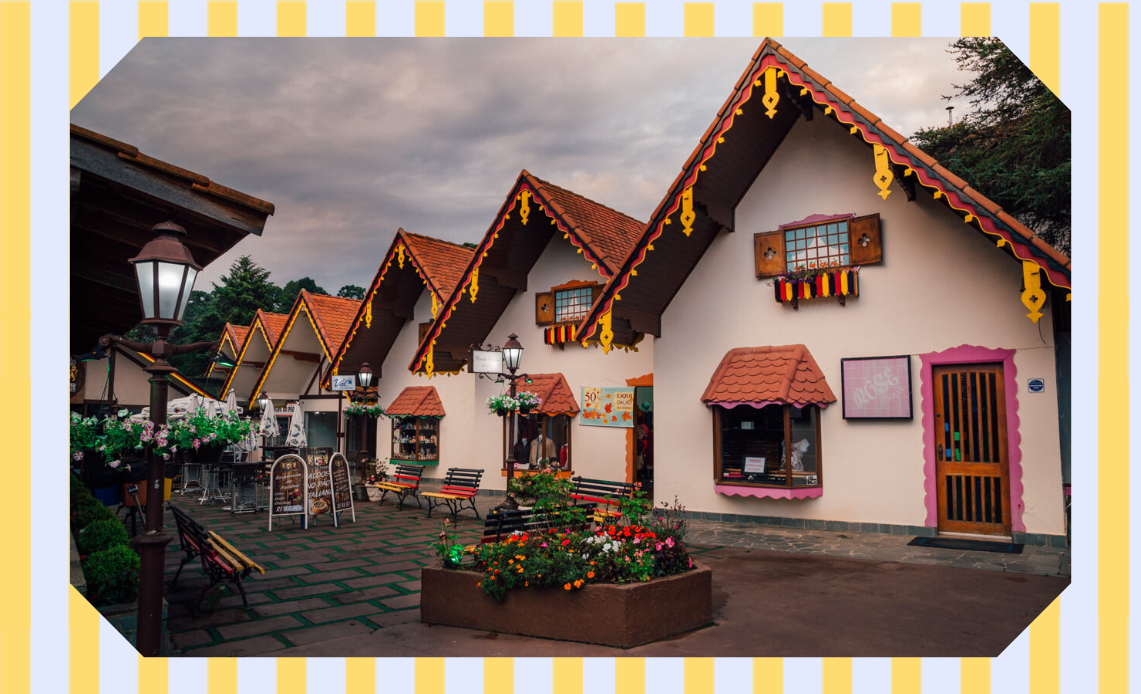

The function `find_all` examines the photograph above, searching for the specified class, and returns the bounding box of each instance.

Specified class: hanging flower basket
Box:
[486,392,543,417]
[515,391,542,416]
[346,404,386,418]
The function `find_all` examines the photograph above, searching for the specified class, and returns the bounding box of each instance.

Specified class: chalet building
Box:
[70,343,209,415]
[247,290,361,451]
[406,171,651,489]
[325,229,476,469]
[574,39,1071,545]
[218,309,289,407]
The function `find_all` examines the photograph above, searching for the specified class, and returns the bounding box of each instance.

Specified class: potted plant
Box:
[515,391,542,416]
[485,393,518,417]
[346,403,385,418]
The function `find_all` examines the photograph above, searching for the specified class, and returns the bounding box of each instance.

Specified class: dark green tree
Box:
[336,284,366,300]
[275,277,327,312]
[911,38,1070,256]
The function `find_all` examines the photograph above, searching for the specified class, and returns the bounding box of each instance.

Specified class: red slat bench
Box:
[423,468,484,520]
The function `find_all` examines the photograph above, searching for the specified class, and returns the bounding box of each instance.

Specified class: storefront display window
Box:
[392,416,440,464]
[505,413,571,471]
[714,404,821,488]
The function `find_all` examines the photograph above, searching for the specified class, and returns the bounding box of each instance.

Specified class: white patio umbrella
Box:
[285,404,307,448]
[223,388,240,417]
[258,395,280,438]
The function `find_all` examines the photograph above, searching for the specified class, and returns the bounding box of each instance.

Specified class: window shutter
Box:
[849,213,883,265]
[754,230,785,278]
[535,291,555,325]
[591,283,603,305]
[418,322,431,345]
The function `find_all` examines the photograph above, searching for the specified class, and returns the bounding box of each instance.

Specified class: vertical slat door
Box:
[933,364,1011,536]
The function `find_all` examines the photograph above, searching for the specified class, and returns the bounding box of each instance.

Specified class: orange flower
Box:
[564,583,571,590]
[525,582,529,586]
[587,571,595,578]
[477,582,482,587]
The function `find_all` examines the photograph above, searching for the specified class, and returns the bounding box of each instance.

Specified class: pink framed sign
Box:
[840,355,913,420]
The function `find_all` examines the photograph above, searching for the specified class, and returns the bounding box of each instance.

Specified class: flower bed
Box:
[422,472,711,646]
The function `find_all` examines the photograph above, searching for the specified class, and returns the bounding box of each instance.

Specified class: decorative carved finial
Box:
[1021,261,1045,323]
[680,187,695,237]
[873,144,893,200]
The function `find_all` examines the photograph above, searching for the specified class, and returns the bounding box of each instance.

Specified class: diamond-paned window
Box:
[554,287,593,323]
[784,220,850,272]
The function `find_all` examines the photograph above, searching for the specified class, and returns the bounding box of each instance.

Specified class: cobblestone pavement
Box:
[684,519,1071,577]
[158,491,1067,656]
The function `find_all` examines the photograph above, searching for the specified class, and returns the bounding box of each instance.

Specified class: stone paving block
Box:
[270,554,340,569]
[379,593,421,610]
[280,619,373,647]
[217,592,272,609]
[331,585,399,604]
[396,580,422,592]
[366,608,421,629]
[385,535,437,547]
[169,608,252,631]
[342,574,408,589]
[301,602,383,624]
[185,635,287,657]
[297,568,368,584]
[217,615,303,640]
[243,577,304,591]
[360,561,424,575]
[252,597,334,617]
[271,583,344,600]
[259,566,314,579]
[306,558,372,572]
[171,629,214,649]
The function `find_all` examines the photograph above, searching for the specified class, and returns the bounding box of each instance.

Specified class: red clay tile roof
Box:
[702,345,836,408]
[525,172,646,276]
[259,311,290,345]
[385,386,445,417]
[521,373,581,415]
[399,231,477,301]
[304,291,363,356]
[229,324,250,350]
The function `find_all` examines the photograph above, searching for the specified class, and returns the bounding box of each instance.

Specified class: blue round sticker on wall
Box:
[1028,378,1045,393]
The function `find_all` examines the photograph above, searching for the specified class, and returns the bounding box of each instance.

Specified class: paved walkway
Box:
[157,491,1069,657]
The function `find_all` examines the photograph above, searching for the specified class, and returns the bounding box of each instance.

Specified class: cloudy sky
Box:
[71,38,977,293]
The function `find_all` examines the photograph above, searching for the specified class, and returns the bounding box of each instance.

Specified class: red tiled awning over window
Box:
[386,386,445,417]
[519,373,580,415]
[701,345,837,408]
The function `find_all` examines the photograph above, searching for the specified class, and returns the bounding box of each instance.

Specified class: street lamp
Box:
[352,363,379,461]
[257,392,271,412]
[99,221,216,657]
[498,334,526,511]
[358,362,374,389]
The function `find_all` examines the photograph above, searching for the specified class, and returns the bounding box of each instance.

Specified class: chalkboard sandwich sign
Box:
[269,454,309,530]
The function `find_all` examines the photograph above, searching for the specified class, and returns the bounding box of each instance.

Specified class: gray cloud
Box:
[72,38,975,292]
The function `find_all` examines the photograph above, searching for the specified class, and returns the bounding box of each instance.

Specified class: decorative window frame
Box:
[919,344,1024,532]
[712,403,824,500]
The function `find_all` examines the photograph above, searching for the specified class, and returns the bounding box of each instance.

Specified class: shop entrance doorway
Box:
[932,363,1011,536]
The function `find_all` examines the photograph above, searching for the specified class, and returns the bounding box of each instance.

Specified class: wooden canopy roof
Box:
[326,230,476,388]
[577,38,1072,348]
[408,170,645,376]
[70,124,274,353]
[520,373,580,416]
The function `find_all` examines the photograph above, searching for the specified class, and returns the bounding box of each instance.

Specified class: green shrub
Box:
[82,545,140,607]
[70,498,116,534]
[75,518,129,557]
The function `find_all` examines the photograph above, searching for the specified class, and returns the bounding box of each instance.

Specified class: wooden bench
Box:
[465,502,600,552]
[169,502,264,614]
[570,477,635,520]
[423,468,484,520]
[365,464,424,510]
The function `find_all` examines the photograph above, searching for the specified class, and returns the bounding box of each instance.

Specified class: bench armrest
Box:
[208,531,265,575]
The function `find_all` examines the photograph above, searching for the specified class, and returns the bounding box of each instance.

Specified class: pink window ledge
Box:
[714,484,822,500]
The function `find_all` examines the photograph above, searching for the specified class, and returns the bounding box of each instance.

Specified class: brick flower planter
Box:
[421,562,712,648]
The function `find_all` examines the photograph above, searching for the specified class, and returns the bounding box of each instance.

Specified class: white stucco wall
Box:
[372,291,476,482]
[654,114,1065,536]
[467,233,655,489]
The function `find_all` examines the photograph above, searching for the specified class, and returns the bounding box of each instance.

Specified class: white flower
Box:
[108,460,121,468]
[118,409,128,418]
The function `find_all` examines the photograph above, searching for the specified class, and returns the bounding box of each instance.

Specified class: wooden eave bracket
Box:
[620,307,662,337]
[693,185,735,233]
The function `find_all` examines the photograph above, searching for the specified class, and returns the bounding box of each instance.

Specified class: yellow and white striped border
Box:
[2,1,1115,692]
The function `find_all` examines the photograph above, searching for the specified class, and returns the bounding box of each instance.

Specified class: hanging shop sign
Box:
[840,355,913,420]
[70,357,85,395]
[468,349,504,374]
[330,374,356,391]
[580,387,636,427]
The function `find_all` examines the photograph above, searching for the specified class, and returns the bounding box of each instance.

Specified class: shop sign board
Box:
[330,452,356,522]
[269,454,308,530]
[840,355,913,420]
[580,387,635,427]
[330,374,356,391]
[468,349,504,374]
[744,457,766,473]
[306,453,336,525]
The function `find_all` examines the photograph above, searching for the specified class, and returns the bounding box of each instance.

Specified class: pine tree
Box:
[911,38,1070,256]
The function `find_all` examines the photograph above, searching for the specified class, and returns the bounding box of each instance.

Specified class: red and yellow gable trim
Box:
[135,352,209,398]
[248,294,344,403]
[218,313,277,396]
[205,329,238,379]
[580,52,1070,345]
[409,176,612,376]
[326,232,445,387]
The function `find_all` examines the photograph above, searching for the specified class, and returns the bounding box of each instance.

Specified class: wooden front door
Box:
[933,363,1012,536]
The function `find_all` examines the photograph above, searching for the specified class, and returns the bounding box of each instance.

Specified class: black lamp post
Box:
[353,362,378,460]
[497,333,526,511]
[99,221,216,657]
